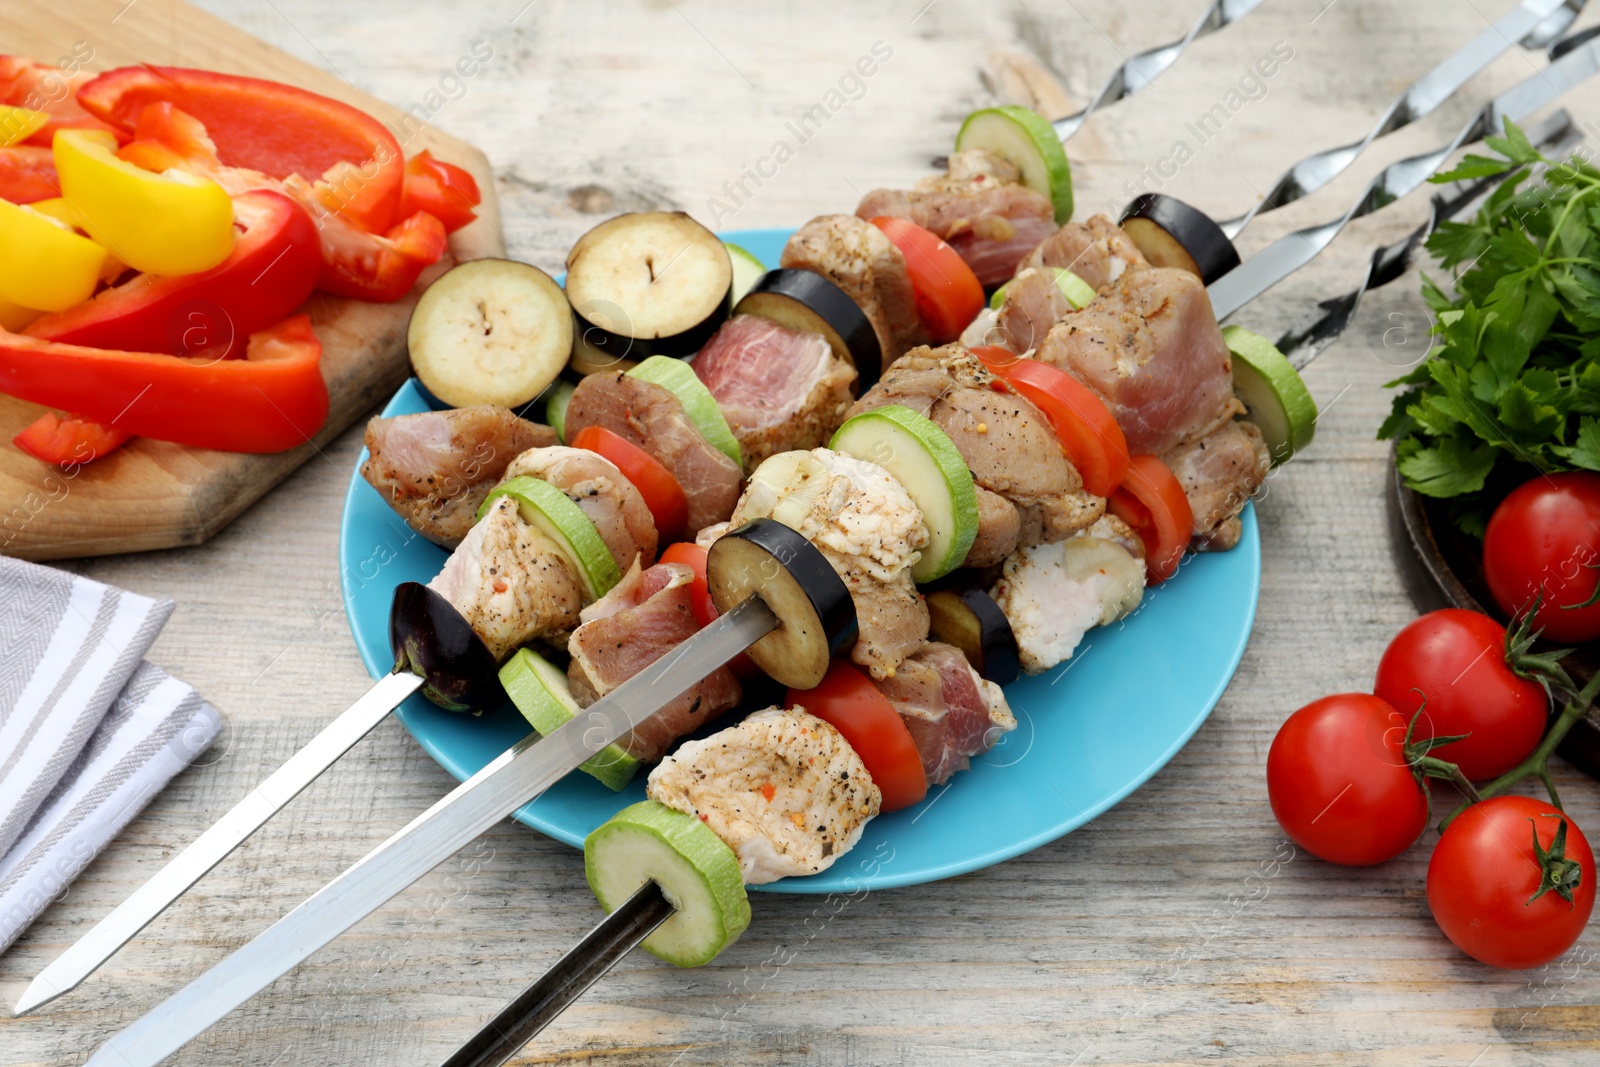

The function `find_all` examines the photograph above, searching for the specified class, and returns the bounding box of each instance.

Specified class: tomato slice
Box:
[787,659,928,813]
[970,346,1130,497]
[571,424,689,545]
[868,216,984,344]
[1108,454,1192,584]
[658,541,760,679]
[12,411,131,466]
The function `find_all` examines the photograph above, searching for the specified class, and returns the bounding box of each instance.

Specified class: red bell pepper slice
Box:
[0,314,328,453]
[121,103,447,303]
[77,65,404,233]
[24,189,319,356]
[12,411,132,466]
[0,56,125,147]
[0,145,59,203]
[398,150,480,234]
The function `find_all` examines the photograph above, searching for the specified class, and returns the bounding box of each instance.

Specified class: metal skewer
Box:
[1051,0,1265,141]
[1206,33,1600,321]
[1218,0,1585,239]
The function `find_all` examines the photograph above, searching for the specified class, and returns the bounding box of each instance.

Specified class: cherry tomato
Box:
[1374,609,1548,781]
[970,346,1130,497]
[571,424,689,546]
[1266,693,1428,866]
[657,541,759,679]
[1108,454,1192,583]
[788,659,928,813]
[868,216,984,343]
[12,410,131,466]
[1483,471,1600,642]
[1427,795,1595,969]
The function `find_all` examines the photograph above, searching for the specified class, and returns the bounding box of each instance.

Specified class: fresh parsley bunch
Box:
[1382,120,1600,536]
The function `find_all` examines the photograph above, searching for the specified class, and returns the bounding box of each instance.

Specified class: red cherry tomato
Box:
[657,541,758,678]
[1374,609,1548,781]
[571,424,689,546]
[787,659,928,813]
[1266,693,1428,866]
[1108,454,1192,583]
[970,346,1130,497]
[1427,796,1595,969]
[868,216,984,343]
[1483,471,1600,642]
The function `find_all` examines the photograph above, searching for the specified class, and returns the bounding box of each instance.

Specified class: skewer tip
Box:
[13,971,66,1016]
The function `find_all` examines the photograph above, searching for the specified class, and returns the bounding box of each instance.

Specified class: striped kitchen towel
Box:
[0,556,221,954]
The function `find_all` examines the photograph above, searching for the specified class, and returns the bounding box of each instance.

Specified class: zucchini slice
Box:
[500,647,640,790]
[734,268,882,388]
[829,405,978,583]
[989,266,1095,311]
[1221,325,1318,464]
[707,517,857,690]
[626,354,742,466]
[408,258,573,409]
[565,211,732,363]
[389,581,507,712]
[955,105,1074,223]
[925,584,1020,686]
[585,800,751,967]
[1118,193,1240,285]
[725,242,766,303]
[545,379,576,443]
[479,475,622,600]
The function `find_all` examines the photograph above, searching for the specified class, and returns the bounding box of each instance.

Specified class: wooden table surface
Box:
[6,1,1600,1064]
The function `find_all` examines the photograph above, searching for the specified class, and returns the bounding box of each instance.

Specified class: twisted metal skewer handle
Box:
[1219,0,1584,239]
[1206,34,1600,322]
[1051,0,1265,141]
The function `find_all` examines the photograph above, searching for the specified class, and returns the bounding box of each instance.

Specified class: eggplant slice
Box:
[390,581,508,712]
[706,518,857,690]
[565,211,732,369]
[735,268,882,389]
[1118,194,1240,285]
[925,585,1020,687]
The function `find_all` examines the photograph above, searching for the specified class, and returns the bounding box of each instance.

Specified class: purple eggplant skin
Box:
[925,582,1020,687]
[389,581,508,712]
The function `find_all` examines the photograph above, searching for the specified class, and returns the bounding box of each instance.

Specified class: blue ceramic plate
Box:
[340,228,1260,894]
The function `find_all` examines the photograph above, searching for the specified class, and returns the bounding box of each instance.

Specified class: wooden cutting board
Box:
[0,0,504,561]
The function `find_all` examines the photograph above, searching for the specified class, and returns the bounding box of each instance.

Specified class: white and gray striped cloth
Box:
[0,556,220,955]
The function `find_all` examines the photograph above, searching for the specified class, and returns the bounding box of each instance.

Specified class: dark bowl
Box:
[1385,449,1600,779]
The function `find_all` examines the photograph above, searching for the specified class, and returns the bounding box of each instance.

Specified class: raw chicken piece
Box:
[856,148,1060,287]
[1034,266,1238,455]
[1161,419,1270,551]
[505,445,658,571]
[876,642,1017,785]
[427,495,585,661]
[782,214,927,366]
[647,707,881,884]
[990,519,1146,674]
[567,561,742,762]
[693,315,857,471]
[731,449,929,680]
[1022,214,1148,290]
[564,371,744,536]
[848,344,1103,550]
[361,406,556,549]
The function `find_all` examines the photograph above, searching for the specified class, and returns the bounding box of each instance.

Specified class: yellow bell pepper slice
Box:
[0,199,108,312]
[0,107,46,148]
[0,293,42,332]
[28,197,129,282]
[54,129,235,277]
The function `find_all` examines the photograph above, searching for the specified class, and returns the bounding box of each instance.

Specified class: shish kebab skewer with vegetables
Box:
[53,33,1600,1062]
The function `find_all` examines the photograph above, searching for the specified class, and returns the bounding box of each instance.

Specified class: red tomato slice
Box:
[1109,454,1193,584]
[658,541,759,679]
[970,346,1130,497]
[787,659,928,813]
[571,424,689,546]
[868,216,984,344]
[12,411,131,466]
